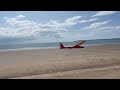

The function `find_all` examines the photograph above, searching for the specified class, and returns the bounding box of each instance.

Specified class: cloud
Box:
[116,26,120,29]
[79,18,98,23]
[16,15,25,19]
[84,25,120,38]
[92,11,118,17]
[65,16,82,22]
[83,20,111,29]
[2,15,117,41]
[3,15,98,39]
[0,27,35,38]
[2,15,86,40]
[3,15,62,39]
[38,31,63,39]
[4,15,37,27]
[95,26,120,31]
[97,26,115,30]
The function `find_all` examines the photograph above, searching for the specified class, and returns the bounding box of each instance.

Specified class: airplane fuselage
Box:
[61,46,85,49]
[59,40,86,49]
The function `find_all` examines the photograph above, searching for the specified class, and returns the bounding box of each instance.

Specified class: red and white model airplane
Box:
[59,40,86,49]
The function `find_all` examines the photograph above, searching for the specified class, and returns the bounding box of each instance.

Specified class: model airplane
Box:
[59,40,86,49]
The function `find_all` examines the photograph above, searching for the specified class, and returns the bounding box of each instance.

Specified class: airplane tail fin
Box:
[59,43,65,49]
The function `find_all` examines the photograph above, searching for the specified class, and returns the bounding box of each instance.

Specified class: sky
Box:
[0,11,120,43]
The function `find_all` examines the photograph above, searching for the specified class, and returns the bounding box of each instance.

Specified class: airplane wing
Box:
[73,40,86,47]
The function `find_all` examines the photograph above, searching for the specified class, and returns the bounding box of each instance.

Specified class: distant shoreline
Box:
[0,43,120,52]
[0,38,120,51]
[0,46,57,52]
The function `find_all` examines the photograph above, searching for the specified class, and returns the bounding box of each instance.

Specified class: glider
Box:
[59,40,86,49]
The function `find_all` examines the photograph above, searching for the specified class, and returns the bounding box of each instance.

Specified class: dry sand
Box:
[0,44,120,79]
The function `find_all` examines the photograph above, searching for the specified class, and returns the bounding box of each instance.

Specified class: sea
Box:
[0,38,120,51]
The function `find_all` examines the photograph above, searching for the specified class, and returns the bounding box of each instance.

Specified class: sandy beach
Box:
[0,44,120,79]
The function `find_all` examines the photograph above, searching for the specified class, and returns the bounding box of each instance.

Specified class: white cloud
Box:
[116,26,120,29]
[2,15,85,39]
[92,11,118,17]
[79,18,98,23]
[2,15,117,41]
[4,15,37,27]
[4,17,16,25]
[90,20,111,28]
[83,20,111,29]
[97,26,115,30]
[0,27,35,38]
[85,25,120,37]
[95,26,120,31]
[3,15,100,34]
[16,15,25,19]
[83,25,120,37]
[65,16,82,22]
